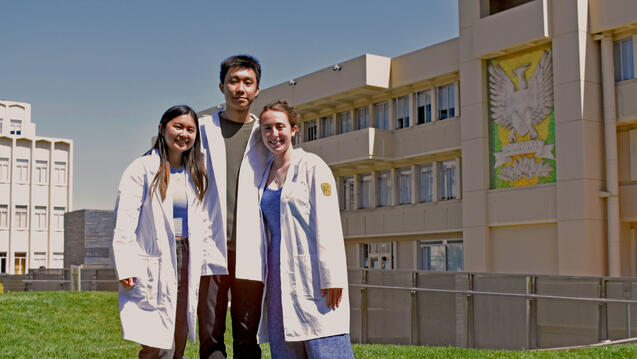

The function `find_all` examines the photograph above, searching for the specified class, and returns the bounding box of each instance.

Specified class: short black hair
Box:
[220,55,262,86]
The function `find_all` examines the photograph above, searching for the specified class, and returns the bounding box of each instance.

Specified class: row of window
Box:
[361,239,463,272]
[339,159,459,210]
[301,83,456,143]
[0,119,23,135]
[0,205,65,230]
[0,158,67,185]
[0,251,64,274]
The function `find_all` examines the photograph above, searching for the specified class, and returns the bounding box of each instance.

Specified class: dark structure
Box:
[64,209,115,268]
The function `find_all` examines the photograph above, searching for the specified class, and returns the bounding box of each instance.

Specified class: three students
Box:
[113,56,353,359]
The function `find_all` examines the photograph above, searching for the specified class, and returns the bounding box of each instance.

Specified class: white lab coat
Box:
[198,110,270,281]
[112,150,210,349]
[257,148,350,343]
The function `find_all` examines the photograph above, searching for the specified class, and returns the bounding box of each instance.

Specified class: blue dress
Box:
[260,187,354,359]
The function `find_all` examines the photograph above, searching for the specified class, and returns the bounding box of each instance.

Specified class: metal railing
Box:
[349,271,637,350]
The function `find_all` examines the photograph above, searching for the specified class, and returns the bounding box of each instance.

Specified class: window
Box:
[337,111,352,134]
[34,206,47,229]
[0,158,9,182]
[32,252,46,269]
[305,120,317,142]
[10,119,22,135]
[15,205,28,229]
[14,252,26,274]
[397,167,412,205]
[361,242,394,269]
[52,252,64,268]
[418,164,434,203]
[439,160,457,200]
[375,102,389,130]
[394,95,410,129]
[54,161,67,185]
[341,176,355,211]
[0,252,6,273]
[16,159,29,184]
[358,173,371,209]
[417,91,433,124]
[0,205,8,228]
[483,0,535,17]
[320,116,334,138]
[614,37,634,82]
[438,83,455,120]
[419,240,463,272]
[376,170,391,207]
[35,160,48,184]
[356,106,369,129]
[53,207,65,230]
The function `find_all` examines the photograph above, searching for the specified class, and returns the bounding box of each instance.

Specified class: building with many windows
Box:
[203,0,637,277]
[0,100,72,274]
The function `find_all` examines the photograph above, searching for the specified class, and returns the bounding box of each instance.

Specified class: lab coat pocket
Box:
[136,255,161,310]
[286,182,311,223]
[294,254,322,300]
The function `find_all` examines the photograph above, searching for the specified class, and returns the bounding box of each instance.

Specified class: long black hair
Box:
[147,105,208,202]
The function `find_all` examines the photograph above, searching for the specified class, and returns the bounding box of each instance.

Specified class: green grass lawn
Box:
[0,291,636,358]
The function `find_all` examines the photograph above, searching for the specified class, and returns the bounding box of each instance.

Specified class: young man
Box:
[198,55,270,359]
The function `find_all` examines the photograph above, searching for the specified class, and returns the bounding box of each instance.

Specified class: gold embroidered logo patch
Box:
[321,183,331,196]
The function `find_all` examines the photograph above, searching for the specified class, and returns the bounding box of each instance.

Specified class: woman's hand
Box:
[321,288,343,310]
[119,277,136,288]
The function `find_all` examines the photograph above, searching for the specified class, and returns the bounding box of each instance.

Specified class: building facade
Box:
[64,209,115,269]
[202,0,637,277]
[0,100,73,274]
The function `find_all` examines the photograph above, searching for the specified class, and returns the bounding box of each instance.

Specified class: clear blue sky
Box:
[0,0,458,210]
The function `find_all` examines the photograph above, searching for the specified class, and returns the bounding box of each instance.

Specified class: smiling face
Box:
[260,110,297,156]
[219,67,260,113]
[161,114,197,157]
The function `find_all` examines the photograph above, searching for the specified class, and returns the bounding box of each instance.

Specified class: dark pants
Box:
[139,239,190,359]
[198,250,264,359]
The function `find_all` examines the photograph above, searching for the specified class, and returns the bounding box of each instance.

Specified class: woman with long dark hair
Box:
[113,105,213,358]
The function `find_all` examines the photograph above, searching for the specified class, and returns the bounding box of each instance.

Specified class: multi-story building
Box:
[202,0,637,277]
[0,100,73,274]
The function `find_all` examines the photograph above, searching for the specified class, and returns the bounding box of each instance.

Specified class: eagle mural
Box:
[488,47,556,188]
[488,49,553,143]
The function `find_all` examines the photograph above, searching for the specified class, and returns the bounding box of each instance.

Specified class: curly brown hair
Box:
[259,99,298,127]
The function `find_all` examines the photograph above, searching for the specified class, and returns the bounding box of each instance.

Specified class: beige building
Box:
[203,0,637,277]
[0,100,73,274]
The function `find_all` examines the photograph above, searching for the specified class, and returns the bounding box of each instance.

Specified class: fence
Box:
[3,266,637,350]
[20,267,118,292]
[347,269,637,350]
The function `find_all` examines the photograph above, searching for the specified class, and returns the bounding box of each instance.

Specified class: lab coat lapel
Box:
[205,110,227,224]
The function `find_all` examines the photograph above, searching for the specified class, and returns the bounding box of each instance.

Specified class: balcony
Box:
[341,200,462,238]
[299,118,461,169]
[590,0,637,34]
[473,0,550,58]
[250,54,391,113]
[616,79,637,124]
[299,128,393,167]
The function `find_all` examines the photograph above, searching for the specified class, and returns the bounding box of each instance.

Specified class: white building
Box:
[0,100,72,274]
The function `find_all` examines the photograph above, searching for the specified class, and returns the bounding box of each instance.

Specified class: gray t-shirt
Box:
[220,112,254,250]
